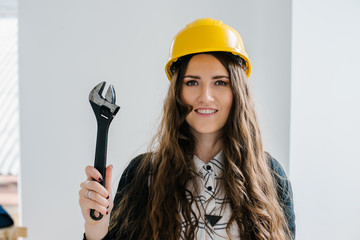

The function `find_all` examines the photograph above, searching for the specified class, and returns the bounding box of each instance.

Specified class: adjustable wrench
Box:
[88,82,120,221]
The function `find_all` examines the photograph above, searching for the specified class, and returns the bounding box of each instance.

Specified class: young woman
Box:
[79,18,295,240]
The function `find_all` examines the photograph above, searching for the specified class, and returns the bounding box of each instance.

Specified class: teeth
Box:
[196,109,217,114]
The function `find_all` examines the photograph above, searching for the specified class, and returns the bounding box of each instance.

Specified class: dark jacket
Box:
[85,153,296,239]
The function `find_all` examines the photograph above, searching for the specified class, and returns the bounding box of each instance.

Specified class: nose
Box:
[197,83,214,103]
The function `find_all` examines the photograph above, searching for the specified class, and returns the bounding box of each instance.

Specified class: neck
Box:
[192,131,223,163]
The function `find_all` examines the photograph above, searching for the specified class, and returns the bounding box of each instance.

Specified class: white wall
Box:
[18,0,291,239]
[290,0,360,239]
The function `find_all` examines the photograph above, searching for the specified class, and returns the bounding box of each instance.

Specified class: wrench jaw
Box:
[105,84,116,104]
[89,82,120,120]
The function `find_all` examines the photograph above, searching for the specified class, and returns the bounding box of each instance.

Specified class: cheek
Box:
[180,88,192,105]
[179,88,185,104]
[225,92,234,111]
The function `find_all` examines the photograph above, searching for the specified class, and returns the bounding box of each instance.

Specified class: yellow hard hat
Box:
[165,18,251,81]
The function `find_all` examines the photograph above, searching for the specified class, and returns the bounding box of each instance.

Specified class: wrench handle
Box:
[90,111,111,221]
[94,120,109,187]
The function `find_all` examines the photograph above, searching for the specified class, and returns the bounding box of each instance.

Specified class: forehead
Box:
[185,54,229,76]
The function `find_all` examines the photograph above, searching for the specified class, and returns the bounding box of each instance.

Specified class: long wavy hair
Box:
[109,52,292,240]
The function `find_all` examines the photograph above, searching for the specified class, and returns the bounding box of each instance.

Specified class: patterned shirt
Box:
[181,151,240,240]
[97,152,295,240]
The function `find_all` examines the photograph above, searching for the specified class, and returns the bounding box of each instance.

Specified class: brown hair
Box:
[109,52,292,239]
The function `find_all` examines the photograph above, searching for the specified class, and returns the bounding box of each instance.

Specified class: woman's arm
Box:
[266,152,296,239]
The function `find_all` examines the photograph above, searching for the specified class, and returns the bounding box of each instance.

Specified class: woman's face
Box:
[180,54,233,138]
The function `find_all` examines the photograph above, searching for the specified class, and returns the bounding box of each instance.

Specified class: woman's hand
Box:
[79,165,113,240]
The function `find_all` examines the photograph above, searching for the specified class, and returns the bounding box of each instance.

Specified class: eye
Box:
[215,80,228,86]
[185,80,198,86]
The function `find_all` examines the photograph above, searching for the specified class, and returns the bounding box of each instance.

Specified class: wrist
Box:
[84,222,108,240]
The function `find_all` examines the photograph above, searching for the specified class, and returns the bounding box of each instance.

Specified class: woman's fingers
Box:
[79,165,114,219]
[81,180,109,199]
[79,186,109,208]
[80,196,109,217]
[85,165,104,182]
[79,187,110,219]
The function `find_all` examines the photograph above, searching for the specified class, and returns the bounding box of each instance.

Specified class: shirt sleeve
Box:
[266,152,296,239]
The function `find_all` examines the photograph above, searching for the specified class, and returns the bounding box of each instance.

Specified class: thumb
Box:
[105,164,113,192]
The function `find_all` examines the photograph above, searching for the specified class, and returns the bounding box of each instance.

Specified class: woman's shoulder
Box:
[265,152,296,238]
[265,152,288,179]
[125,153,148,171]
[264,152,293,208]
[117,153,150,190]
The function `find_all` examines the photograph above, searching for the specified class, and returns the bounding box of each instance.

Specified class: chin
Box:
[191,126,222,135]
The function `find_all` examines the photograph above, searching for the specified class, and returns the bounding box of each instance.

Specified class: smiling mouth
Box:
[195,109,218,114]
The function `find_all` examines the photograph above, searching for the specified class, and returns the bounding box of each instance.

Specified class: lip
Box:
[194,108,218,117]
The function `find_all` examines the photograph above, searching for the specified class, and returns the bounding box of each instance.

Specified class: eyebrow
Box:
[184,75,200,79]
[183,75,229,79]
[213,75,229,79]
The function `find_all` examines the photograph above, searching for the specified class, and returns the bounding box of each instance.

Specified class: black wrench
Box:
[88,82,120,221]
